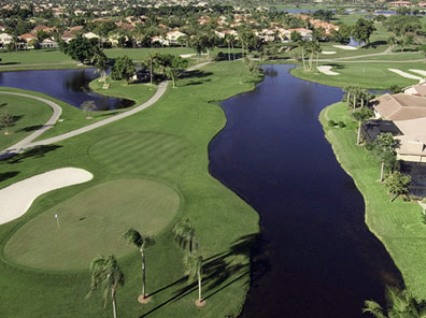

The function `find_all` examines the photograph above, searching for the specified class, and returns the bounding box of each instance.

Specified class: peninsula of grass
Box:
[0,60,260,318]
[320,102,426,298]
[291,60,423,89]
[0,93,52,149]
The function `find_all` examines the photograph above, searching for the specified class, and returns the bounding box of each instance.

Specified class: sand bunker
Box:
[317,65,340,76]
[409,69,426,77]
[388,69,423,80]
[322,51,337,55]
[333,45,358,50]
[0,167,93,224]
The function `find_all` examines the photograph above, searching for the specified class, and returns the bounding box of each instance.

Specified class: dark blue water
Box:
[209,65,403,317]
[0,69,133,110]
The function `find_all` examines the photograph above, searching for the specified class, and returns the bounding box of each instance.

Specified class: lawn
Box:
[0,93,52,149]
[0,60,260,318]
[291,61,424,89]
[320,102,426,298]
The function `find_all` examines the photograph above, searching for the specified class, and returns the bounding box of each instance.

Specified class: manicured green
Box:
[320,102,426,298]
[0,60,260,318]
[0,93,52,149]
[4,178,180,271]
[292,61,424,89]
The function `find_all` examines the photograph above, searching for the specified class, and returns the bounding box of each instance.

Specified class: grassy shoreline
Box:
[320,102,426,298]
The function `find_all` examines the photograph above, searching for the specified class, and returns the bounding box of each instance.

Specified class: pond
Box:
[0,68,133,110]
[209,64,403,317]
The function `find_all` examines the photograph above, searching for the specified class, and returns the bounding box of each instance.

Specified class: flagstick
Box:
[55,214,60,229]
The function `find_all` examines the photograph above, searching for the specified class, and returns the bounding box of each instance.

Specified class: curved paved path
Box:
[0,59,212,158]
[0,91,62,148]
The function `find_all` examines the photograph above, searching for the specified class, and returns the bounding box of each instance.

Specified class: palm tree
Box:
[224,33,237,61]
[305,40,322,71]
[363,288,426,317]
[184,252,205,307]
[146,53,161,85]
[87,255,125,318]
[123,229,155,303]
[172,218,196,253]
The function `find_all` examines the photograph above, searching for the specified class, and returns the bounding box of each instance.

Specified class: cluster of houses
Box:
[0,12,340,50]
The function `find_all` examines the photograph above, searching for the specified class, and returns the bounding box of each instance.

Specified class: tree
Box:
[184,252,205,307]
[146,53,162,85]
[161,55,188,88]
[188,33,215,59]
[384,171,411,202]
[80,100,97,119]
[172,218,196,253]
[352,18,376,46]
[363,288,426,317]
[305,40,321,71]
[61,36,100,64]
[0,113,16,135]
[87,255,125,318]
[374,133,399,182]
[123,229,155,303]
[353,107,374,145]
[224,33,237,61]
[111,56,135,84]
[91,52,109,82]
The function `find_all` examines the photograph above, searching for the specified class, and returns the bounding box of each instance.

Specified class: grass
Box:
[0,60,260,318]
[291,61,424,89]
[0,93,52,149]
[4,178,180,271]
[320,102,426,298]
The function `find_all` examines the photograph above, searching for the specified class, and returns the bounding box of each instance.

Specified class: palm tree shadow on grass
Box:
[0,171,19,183]
[1,145,62,162]
[139,233,270,317]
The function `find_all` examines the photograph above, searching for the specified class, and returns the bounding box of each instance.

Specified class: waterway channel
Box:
[209,64,403,317]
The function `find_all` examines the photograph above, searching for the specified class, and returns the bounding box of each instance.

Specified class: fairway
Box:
[89,131,193,183]
[4,178,180,271]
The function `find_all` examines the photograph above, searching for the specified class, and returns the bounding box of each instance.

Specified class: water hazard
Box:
[0,68,133,110]
[209,64,403,317]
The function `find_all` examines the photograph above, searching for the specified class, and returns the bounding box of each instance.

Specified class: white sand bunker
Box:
[317,65,340,76]
[388,69,423,80]
[333,45,358,50]
[0,167,93,225]
[410,69,426,77]
[179,54,195,58]
[322,51,336,55]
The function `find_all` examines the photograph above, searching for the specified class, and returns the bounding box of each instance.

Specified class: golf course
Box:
[0,58,260,317]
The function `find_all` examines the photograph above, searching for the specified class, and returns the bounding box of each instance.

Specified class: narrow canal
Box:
[209,64,403,317]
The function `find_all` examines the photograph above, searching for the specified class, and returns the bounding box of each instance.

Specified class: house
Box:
[0,33,13,46]
[40,38,59,49]
[83,32,99,40]
[372,93,426,121]
[61,31,76,43]
[166,30,186,45]
[288,28,313,41]
[388,1,412,7]
[19,33,37,43]
[404,82,426,97]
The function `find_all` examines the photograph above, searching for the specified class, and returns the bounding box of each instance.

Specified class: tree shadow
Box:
[139,233,265,317]
[181,70,213,80]
[0,62,20,66]
[1,145,62,163]
[0,171,19,183]
[18,125,44,132]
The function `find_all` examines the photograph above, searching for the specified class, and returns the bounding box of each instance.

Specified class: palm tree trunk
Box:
[112,290,117,318]
[197,267,202,302]
[227,42,231,61]
[357,120,362,145]
[150,61,153,85]
[301,49,306,70]
[380,161,385,182]
[141,250,146,298]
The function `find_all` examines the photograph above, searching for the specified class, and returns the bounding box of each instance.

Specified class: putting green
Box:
[89,131,193,182]
[3,178,180,271]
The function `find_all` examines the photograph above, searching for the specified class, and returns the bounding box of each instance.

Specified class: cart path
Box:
[0,60,212,158]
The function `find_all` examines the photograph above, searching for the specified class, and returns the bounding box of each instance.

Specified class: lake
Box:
[0,68,133,110]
